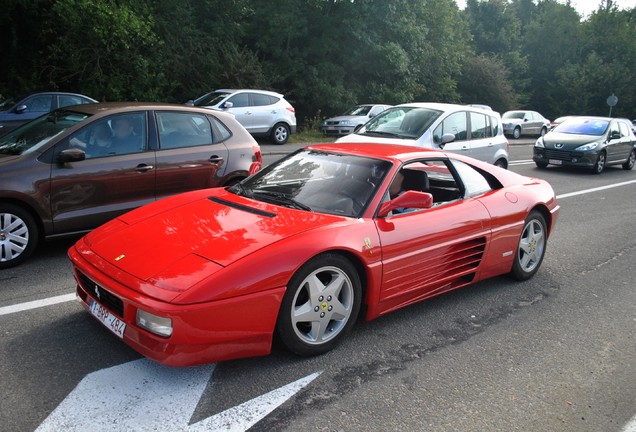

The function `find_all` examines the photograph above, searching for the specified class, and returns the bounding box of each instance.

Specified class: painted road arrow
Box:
[36,358,320,431]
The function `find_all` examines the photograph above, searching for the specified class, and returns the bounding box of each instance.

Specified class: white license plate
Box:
[548,159,562,165]
[89,299,126,338]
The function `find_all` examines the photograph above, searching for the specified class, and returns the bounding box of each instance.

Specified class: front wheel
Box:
[0,204,39,269]
[276,253,361,356]
[592,151,606,174]
[513,127,521,139]
[535,161,549,169]
[623,148,635,170]
[540,127,547,137]
[270,123,290,145]
[494,158,508,169]
[510,211,547,281]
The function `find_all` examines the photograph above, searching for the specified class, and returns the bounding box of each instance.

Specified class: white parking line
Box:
[0,293,76,316]
[622,414,636,432]
[557,179,636,199]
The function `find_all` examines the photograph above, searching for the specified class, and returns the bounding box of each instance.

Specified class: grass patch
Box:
[289,129,337,144]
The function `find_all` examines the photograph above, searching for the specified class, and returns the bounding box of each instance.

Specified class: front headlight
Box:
[535,137,544,148]
[575,142,600,151]
[340,120,351,126]
[136,309,173,337]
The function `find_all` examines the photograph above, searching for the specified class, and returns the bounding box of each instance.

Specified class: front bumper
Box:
[69,244,285,366]
[322,125,355,136]
[533,148,597,169]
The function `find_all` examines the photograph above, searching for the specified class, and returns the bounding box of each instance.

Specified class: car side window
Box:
[489,115,500,136]
[618,121,629,137]
[251,93,275,106]
[434,112,467,143]
[156,112,213,149]
[58,95,89,108]
[449,160,492,198]
[608,122,620,139]
[208,115,232,142]
[22,95,53,113]
[68,112,146,159]
[227,93,249,108]
[470,112,487,139]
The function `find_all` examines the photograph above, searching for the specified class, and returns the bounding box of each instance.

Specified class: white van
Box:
[337,102,509,167]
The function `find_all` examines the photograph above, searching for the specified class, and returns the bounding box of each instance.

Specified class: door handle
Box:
[135,164,154,173]
[208,156,224,164]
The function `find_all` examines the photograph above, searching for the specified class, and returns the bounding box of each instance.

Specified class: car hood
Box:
[542,132,602,150]
[84,188,346,285]
[326,115,367,123]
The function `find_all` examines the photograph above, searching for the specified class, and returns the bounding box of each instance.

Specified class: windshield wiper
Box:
[252,190,312,211]
[360,130,403,139]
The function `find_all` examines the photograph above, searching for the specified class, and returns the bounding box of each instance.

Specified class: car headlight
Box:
[535,137,544,148]
[340,120,351,126]
[136,309,173,337]
[575,142,600,151]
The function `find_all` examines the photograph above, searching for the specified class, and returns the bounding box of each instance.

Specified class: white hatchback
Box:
[190,89,297,144]
[337,103,509,167]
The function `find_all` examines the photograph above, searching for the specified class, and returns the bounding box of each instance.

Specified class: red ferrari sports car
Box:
[69,143,559,366]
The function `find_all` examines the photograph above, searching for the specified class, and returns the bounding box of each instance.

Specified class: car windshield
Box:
[554,118,609,136]
[231,149,392,217]
[0,110,90,155]
[503,112,525,119]
[359,107,442,139]
[193,92,230,107]
[342,105,372,116]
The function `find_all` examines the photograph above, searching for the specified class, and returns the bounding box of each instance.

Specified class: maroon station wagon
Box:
[0,102,262,268]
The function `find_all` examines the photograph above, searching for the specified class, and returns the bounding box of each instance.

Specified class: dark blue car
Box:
[0,92,96,136]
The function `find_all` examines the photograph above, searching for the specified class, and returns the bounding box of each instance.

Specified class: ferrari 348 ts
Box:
[69,143,559,366]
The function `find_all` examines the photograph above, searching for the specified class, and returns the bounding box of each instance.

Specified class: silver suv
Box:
[337,103,510,168]
[189,89,296,144]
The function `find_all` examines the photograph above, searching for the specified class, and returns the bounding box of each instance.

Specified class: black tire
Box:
[592,151,606,174]
[270,122,290,145]
[623,148,636,170]
[276,253,361,356]
[510,211,547,281]
[513,127,521,139]
[0,203,39,269]
[540,127,547,136]
[494,158,507,169]
[535,161,549,169]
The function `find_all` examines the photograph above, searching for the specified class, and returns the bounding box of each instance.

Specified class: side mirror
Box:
[15,104,27,114]
[185,100,194,106]
[610,131,621,140]
[377,190,433,217]
[222,101,234,109]
[57,148,86,163]
[524,118,529,122]
[438,133,456,149]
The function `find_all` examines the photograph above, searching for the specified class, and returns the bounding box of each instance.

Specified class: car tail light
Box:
[249,145,262,175]
[286,107,295,113]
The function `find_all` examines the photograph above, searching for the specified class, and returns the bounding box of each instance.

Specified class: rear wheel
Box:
[276,253,361,356]
[510,211,547,281]
[494,158,507,169]
[0,204,39,269]
[623,148,635,170]
[592,151,606,174]
[270,123,290,145]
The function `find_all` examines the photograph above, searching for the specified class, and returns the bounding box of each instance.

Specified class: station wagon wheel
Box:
[494,158,507,169]
[513,127,521,139]
[276,253,361,356]
[623,148,635,170]
[510,211,547,281]
[271,122,290,145]
[593,151,606,174]
[0,204,39,269]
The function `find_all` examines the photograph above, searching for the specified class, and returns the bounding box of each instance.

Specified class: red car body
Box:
[69,143,559,366]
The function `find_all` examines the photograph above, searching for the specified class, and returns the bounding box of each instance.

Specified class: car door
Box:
[617,121,634,161]
[154,111,229,198]
[49,111,156,234]
[223,93,253,132]
[374,159,492,311]
[249,93,277,134]
[433,111,472,156]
